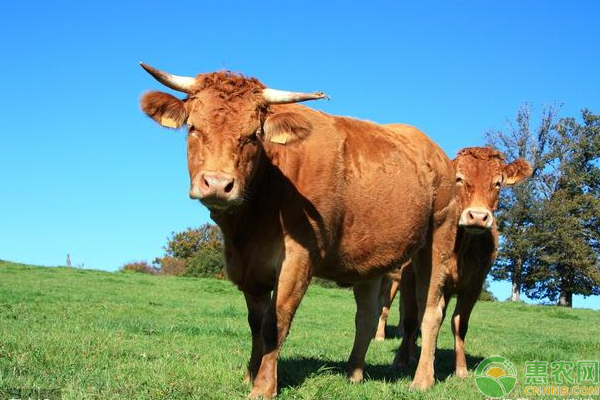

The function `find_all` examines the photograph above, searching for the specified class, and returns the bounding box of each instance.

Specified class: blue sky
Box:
[1,1,599,308]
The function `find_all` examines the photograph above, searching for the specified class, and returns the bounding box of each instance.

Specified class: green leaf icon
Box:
[475,376,505,398]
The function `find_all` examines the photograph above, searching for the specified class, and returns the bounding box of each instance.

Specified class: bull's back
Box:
[297,116,452,281]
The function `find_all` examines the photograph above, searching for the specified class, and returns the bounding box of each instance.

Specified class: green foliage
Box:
[487,106,600,306]
[163,224,223,260]
[523,110,600,306]
[183,246,227,279]
[120,261,157,274]
[311,277,349,289]
[155,223,226,279]
[478,281,497,302]
[1,261,599,400]
[485,104,557,301]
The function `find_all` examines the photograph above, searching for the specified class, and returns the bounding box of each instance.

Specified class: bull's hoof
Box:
[455,367,469,378]
[409,376,434,391]
[347,367,364,383]
[248,387,277,399]
[248,380,277,399]
[374,335,385,342]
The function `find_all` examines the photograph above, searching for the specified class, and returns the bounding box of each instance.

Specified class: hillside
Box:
[0,261,598,399]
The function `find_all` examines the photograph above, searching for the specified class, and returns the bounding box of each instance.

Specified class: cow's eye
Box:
[456,176,464,185]
[494,180,502,189]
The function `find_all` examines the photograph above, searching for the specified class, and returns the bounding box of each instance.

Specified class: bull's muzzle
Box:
[190,173,239,209]
[459,207,493,231]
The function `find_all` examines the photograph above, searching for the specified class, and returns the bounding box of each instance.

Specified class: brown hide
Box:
[392,146,532,378]
[140,67,457,396]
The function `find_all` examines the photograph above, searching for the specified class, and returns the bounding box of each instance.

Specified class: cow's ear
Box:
[140,91,188,129]
[504,158,533,185]
[263,112,313,145]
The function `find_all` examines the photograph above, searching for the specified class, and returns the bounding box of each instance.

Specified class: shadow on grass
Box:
[278,349,484,390]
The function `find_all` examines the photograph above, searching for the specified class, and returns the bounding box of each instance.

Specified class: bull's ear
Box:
[263,112,312,145]
[504,158,533,185]
[140,91,188,129]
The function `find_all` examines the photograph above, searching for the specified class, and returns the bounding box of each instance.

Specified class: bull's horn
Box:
[140,62,196,93]
[262,88,329,104]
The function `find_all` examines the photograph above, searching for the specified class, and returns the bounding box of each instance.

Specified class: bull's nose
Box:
[459,208,493,230]
[190,173,236,200]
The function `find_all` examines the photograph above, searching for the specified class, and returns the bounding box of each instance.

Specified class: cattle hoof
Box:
[374,335,385,342]
[409,377,434,391]
[455,368,469,378]
[347,368,364,383]
[248,387,276,399]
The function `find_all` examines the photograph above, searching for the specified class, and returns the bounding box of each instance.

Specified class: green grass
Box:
[0,260,599,399]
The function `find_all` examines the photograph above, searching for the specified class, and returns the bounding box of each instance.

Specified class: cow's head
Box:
[140,63,327,211]
[453,147,532,232]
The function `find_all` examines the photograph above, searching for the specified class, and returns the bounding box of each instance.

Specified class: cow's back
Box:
[265,107,454,283]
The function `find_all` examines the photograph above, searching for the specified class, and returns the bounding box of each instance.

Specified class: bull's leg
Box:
[393,266,418,369]
[347,277,382,382]
[451,290,480,378]
[243,292,271,383]
[249,249,312,399]
[375,277,394,341]
[410,217,455,391]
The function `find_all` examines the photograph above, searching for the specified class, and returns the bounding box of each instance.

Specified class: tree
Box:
[154,223,226,278]
[523,110,600,306]
[485,104,557,301]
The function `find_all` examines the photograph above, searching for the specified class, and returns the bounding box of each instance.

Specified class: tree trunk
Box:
[558,288,573,307]
[510,263,521,302]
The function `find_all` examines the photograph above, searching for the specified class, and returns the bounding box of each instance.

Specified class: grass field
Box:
[1,260,599,399]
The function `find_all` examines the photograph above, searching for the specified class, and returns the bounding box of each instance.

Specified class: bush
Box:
[479,281,497,302]
[120,261,157,275]
[183,247,226,278]
[155,224,226,279]
[164,224,222,260]
[156,256,187,276]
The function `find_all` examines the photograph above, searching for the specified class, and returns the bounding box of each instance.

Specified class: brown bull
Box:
[391,147,532,377]
[139,63,457,397]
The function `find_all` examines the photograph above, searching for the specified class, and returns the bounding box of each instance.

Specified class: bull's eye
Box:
[456,176,464,185]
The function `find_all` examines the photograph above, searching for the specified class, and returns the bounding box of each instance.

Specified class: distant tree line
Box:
[121,106,599,308]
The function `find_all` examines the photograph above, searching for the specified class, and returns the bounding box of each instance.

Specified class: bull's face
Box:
[139,64,326,212]
[185,92,264,210]
[453,147,532,233]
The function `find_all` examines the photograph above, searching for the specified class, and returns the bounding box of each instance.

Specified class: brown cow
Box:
[139,63,457,397]
[392,147,532,378]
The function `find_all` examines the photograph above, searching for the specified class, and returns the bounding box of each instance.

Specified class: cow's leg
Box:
[249,248,312,399]
[375,276,394,341]
[451,289,480,378]
[347,277,382,382]
[244,291,271,383]
[393,266,418,369]
[410,217,455,391]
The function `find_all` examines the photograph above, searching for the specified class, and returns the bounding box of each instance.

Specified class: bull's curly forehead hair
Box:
[456,146,505,161]
[190,71,266,102]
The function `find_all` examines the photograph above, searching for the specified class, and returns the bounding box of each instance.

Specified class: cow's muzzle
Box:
[459,207,493,232]
[189,173,240,210]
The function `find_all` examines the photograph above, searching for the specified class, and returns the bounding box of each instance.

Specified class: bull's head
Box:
[453,147,532,232]
[139,63,327,211]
